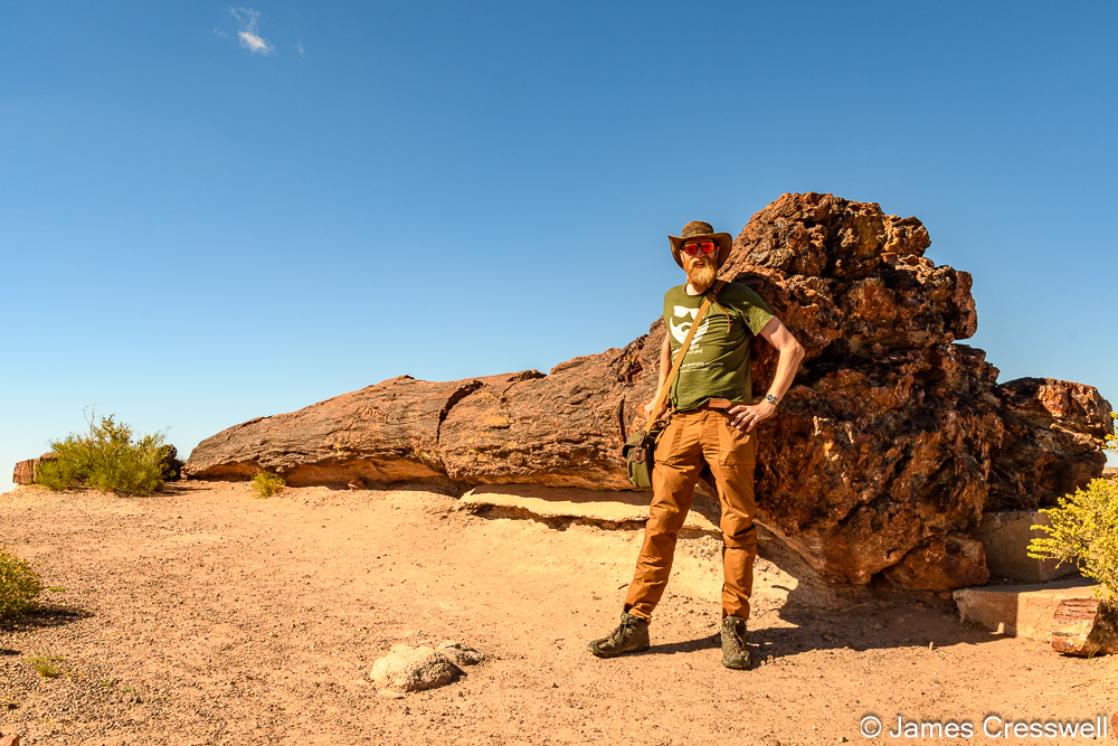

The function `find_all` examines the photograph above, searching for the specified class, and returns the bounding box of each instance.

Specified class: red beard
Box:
[686,258,717,292]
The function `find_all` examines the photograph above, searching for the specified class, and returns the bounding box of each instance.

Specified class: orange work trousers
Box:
[623,406,759,622]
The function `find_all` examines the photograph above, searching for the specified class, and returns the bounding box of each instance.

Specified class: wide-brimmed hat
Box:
[668,220,733,269]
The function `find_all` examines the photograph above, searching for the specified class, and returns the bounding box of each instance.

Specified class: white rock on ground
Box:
[370,641,484,695]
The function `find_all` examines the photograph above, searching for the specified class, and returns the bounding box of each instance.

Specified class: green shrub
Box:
[35,414,169,495]
[1028,478,1118,605]
[25,655,63,679]
[251,471,285,498]
[0,549,43,622]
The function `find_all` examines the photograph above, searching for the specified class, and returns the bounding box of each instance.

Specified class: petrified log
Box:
[439,354,637,490]
[12,459,36,485]
[746,343,1006,584]
[185,192,1112,591]
[11,453,55,485]
[184,373,536,487]
[1050,597,1118,656]
[987,378,1112,510]
[717,195,1003,584]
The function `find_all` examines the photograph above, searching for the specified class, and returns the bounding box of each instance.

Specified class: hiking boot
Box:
[721,615,751,670]
[587,612,650,658]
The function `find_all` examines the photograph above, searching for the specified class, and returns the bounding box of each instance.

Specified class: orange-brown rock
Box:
[12,458,36,485]
[1050,597,1118,656]
[11,453,55,485]
[184,374,526,488]
[184,192,1112,592]
[439,354,637,491]
[880,534,990,591]
[742,344,1006,584]
[987,378,1112,510]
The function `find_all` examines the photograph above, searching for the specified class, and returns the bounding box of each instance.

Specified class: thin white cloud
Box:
[239,29,271,54]
[295,39,305,58]
[230,7,272,55]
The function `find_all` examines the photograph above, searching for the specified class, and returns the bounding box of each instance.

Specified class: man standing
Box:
[588,220,805,669]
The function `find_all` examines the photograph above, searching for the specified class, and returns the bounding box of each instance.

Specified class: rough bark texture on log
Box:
[184,192,1113,592]
[12,459,36,485]
[1050,597,1118,656]
[183,373,535,488]
[439,356,635,490]
[987,378,1112,511]
[11,453,55,485]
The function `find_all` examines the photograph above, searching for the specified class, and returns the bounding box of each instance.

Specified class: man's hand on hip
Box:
[729,401,777,432]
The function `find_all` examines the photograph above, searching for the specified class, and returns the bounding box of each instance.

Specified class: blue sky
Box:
[2,1,1116,489]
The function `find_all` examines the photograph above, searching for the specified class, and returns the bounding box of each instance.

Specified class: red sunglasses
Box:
[681,241,717,257]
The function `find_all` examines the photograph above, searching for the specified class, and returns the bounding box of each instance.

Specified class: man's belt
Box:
[686,398,734,411]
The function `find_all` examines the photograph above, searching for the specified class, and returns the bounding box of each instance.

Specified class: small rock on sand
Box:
[370,644,463,694]
[369,641,486,695]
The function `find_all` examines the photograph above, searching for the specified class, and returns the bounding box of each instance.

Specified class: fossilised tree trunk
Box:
[986,378,1112,511]
[1050,597,1118,656]
[184,192,1112,592]
[11,453,55,486]
[183,373,530,488]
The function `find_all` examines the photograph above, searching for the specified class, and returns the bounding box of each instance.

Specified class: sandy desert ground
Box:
[1,481,1116,745]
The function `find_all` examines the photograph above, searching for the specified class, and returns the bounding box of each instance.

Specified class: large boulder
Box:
[184,192,1112,591]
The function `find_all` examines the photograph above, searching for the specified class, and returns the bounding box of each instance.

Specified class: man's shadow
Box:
[646,473,1000,666]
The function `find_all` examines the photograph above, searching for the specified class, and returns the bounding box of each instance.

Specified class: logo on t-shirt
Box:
[669,305,711,346]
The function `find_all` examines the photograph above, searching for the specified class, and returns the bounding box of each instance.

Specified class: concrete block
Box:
[974,510,1079,582]
[953,577,1101,641]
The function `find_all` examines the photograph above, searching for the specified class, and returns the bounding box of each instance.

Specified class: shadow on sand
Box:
[642,487,1004,665]
[0,603,92,635]
[446,480,1008,664]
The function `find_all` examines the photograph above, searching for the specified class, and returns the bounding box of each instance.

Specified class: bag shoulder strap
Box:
[640,280,726,432]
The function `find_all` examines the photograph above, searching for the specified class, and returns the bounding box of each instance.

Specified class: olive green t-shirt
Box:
[663,281,776,412]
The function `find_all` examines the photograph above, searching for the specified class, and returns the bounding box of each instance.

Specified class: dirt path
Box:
[1,482,1115,745]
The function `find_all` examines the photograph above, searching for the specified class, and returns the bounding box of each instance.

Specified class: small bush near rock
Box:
[35,414,172,495]
[0,549,43,622]
[251,472,285,499]
[1028,478,1118,605]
